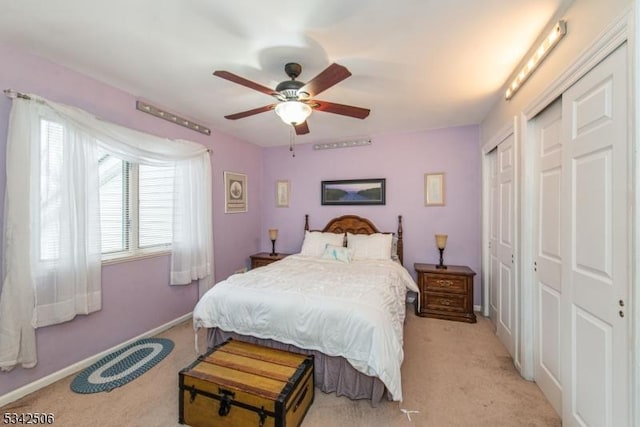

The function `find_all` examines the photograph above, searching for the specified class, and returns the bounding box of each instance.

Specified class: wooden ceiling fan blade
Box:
[294,121,310,135]
[213,70,280,97]
[312,100,370,119]
[299,63,352,98]
[224,104,276,120]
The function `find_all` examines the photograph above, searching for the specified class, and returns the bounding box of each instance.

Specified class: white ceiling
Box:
[1,0,569,147]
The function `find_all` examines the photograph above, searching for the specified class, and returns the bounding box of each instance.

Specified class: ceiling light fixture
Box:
[274,101,312,125]
[313,139,372,150]
[505,20,567,100]
[136,100,211,135]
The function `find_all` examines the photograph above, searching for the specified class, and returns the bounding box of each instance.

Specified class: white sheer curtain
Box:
[0,94,213,371]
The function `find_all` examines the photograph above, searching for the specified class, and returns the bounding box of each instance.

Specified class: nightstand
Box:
[250,252,290,269]
[414,263,476,323]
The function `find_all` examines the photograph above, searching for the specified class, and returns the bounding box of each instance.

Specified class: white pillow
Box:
[347,232,393,260]
[321,244,353,263]
[300,231,345,257]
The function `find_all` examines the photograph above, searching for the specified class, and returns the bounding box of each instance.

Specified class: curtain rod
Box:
[3,89,31,100]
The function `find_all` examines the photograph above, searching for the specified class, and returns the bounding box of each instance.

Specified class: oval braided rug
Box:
[71,338,174,394]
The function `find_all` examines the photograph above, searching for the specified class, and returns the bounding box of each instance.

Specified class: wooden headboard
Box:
[304,214,404,265]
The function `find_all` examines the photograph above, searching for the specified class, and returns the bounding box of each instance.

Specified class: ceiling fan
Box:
[213,63,370,135]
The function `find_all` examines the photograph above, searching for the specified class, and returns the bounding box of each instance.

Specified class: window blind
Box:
[138,164,174,248]
[39,120,64,261]
[98,149,128,254]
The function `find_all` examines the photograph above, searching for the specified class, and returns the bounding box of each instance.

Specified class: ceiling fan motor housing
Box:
[275,79,305,100]
[276,63,308,100]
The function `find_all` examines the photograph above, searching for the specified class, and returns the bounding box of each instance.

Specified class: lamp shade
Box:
[269,229,278,240]
[275,101,312,125]
[435,234,448,249]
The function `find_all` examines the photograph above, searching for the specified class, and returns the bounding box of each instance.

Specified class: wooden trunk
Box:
[179,339,314,427]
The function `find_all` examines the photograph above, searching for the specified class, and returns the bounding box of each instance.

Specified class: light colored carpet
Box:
[1,308,560,426]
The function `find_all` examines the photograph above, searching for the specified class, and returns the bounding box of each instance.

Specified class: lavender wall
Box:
[0,44,481,398]
[0,45,263,395]
[260,126,482,301]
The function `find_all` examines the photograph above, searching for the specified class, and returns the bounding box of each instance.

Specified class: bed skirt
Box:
[207,328,391,406]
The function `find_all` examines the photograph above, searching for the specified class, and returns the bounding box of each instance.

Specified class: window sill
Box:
[102,248,171,266]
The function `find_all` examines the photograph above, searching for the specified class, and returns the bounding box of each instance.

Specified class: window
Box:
[40,119,175,262]
[138,163,175,248]
[98,150,128,254]
[39,120,64,261]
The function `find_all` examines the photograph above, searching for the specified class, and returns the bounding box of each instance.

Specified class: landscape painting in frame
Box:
[321,178,386,205]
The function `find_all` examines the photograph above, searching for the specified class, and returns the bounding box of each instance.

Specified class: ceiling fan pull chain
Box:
[289,127,296,157]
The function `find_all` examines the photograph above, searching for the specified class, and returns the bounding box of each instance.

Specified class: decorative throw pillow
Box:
[391,235,400,262]
[321,244,353,263]
[347,232,393,260]
[300,231,345,257]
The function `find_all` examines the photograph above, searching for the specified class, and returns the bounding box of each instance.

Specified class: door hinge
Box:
[619,299,625,318]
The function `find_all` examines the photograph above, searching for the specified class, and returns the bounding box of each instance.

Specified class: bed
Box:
[193,214,419,405]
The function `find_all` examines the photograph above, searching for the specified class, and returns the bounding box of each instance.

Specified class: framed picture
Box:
[224,171,247,213]
[424,173,445,206]
[321,178,386,205]
[276,180,290,208]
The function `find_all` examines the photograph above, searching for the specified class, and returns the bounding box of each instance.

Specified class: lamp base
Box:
[436,248,447,269]
[270,239,277,257]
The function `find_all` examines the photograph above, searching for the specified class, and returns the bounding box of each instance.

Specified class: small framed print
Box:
[224,171,247,213]
[424,173,445,206]
[276,180,290,208]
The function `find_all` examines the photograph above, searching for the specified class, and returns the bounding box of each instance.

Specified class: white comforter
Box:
[193,254,418,401]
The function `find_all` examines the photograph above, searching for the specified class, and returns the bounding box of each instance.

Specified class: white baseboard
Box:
[474,304,482,313]
[0,312,193,408]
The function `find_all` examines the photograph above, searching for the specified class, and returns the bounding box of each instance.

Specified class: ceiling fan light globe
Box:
[275,101,312,125]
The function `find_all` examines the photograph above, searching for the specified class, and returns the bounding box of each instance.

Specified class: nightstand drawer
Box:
[424,291,467,312]
[425,275,467,294]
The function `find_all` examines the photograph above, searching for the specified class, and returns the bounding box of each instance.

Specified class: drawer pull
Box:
[439,299,451,306]
[436,279,454,288]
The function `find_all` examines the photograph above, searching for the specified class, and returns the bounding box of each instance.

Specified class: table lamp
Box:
[269,229,278,256]
[435,234,448,269]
